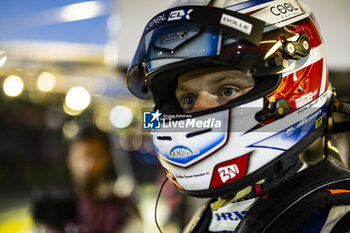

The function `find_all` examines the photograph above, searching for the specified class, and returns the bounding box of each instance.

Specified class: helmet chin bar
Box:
[182,121,326,198]
[181,87,347,198]
[155,78,330,198]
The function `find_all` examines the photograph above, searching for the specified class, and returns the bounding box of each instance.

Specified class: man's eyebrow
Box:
[176,85,192,93]
[207,74,242,85]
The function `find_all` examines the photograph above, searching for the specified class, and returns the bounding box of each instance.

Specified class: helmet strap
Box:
[261,156,303,195]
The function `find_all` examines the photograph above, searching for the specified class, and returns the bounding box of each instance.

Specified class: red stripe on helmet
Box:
[207,0,215,7]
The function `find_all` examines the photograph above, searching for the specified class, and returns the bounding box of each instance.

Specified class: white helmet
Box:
[126,0,331,197]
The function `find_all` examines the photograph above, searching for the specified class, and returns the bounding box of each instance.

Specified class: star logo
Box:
[143,110,161,129]
[151,110,162,122]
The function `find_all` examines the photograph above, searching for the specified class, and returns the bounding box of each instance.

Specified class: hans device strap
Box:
[235,160,350,233]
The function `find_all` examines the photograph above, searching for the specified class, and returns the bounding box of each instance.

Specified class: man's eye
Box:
[219,87,236,97]
[183,95,196,106]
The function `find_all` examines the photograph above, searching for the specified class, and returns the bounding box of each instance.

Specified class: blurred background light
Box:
[113,174,135,198]
[3,75,24,97]
[141,135,156,154]
[87,78,107,95]
[65,87,91,111]
[43,109,64,130]
[36,71,56,92]
[0,51,6,67]
[119,129,143,151]
[62,103,83,116]
[110,105,133,128]
[28,91,45,104]
[62,120,80,139]
[94,114,110,131]
[60,1,104,22]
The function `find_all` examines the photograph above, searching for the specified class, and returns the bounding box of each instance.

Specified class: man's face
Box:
[175,67,255,113]
[68,139,110,190]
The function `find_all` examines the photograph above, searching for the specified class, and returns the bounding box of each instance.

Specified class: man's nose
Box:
[192,91,220,112]
[79,157,95,173]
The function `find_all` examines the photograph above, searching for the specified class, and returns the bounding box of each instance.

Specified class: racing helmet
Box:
[126,0,331,197]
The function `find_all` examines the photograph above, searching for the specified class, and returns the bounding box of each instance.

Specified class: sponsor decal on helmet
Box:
[210,153,250,188]
[251,0,307,27]
[219,164,240,183]
[295,92,313,108]
[290,109,323,132]
[153,25,201,50]
[220,14,253,35]
[147,14,167,31]
[252,104,327,151]
[170,145,197,158]
[159,31,188,45]
[168,9,194,21]
[269,0,303,18]
[175,171,210,179]
[315,116,323,129]
[263,0,305,25]
[297,91,327,114]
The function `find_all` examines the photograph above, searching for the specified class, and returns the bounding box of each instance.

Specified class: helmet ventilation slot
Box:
[186,128,212,138]
[157,136,172,141]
